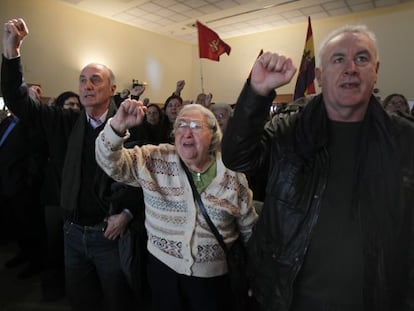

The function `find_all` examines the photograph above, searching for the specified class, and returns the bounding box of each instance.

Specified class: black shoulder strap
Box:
[180,160,228,254]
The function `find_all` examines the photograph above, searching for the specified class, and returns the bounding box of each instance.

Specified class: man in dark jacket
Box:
[222,25,414,311]
[0,111,47,279]
[2,18,138,311]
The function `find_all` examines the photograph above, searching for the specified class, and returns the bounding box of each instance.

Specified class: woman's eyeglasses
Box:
[176,119,208,132]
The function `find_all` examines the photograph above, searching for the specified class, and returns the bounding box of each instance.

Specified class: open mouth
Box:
[340,82,359,89]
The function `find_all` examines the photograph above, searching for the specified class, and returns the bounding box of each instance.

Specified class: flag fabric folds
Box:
[293,16,316,100]
[197,21,231,62]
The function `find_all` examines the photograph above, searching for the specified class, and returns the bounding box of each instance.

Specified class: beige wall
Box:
[1,0,413,104]
[0,0,193,103]
[195,2,414,104]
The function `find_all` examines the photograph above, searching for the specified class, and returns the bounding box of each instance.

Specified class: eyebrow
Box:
[79,74,102,79]
[331,48,371,58]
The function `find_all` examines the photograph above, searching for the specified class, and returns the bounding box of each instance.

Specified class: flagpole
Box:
[199,59,205,94]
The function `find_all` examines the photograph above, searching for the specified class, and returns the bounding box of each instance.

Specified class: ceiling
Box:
[58,0,412,43]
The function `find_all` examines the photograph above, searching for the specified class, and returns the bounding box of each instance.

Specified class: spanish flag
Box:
[197,21,231,62]
[293,17,316,100]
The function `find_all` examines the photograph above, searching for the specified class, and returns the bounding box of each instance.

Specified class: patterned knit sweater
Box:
[96,121,258,277]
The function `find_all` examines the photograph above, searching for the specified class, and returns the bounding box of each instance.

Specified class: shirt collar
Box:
[86,110,108,129]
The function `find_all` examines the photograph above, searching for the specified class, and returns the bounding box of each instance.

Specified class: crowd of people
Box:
[1,16,414,311]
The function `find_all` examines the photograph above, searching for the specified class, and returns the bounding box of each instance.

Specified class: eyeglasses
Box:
[385,100,405,108]
[176,119,208,132]
[214,112,226,120]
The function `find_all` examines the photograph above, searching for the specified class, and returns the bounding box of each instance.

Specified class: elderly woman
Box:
[210,102,233,133]
[95,101,257,311]
[382,93,410,113]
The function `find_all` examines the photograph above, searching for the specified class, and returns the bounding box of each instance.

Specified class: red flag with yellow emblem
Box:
[293,16,316,100]
[197,21,231,62]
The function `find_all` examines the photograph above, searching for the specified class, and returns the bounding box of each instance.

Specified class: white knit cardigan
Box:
[96,121,258,277]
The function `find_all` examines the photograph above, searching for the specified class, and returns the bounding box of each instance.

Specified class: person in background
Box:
[95,102,257,311]
[54,90,81,111]
[128,103,164,146]
[210,102,233,134]
[113,88,130,108]
[159,94,183,143]
[145,103,162,126]
[40,90,81,301]
[222,24,414,311]
[173,79,186,97]
[2,18,137,311]
[382,92,410,114]
[142,97,150,106]
[0,102,47,281]
[28,84,43,101]
[195,92,213,108]
[130,83,145,100]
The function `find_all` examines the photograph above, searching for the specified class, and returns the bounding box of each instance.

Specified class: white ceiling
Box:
[58,0,412,43]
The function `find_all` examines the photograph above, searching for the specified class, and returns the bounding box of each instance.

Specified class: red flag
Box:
[197,21,231,62]
[293,17,316,100]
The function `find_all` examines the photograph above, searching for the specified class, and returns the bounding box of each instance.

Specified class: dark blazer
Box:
[0,116,46,198]
[1,56,141,221]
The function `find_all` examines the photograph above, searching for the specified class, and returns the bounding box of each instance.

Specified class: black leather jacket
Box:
[222,83,414,311]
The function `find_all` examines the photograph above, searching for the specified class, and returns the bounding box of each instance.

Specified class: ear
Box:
[110,84,117,95]
[375,61,380,74]
[373,61,380,84]
[315,67,322,87]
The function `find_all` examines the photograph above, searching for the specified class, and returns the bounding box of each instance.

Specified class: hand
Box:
[175,80,185,94]
[110,99,147,135]
[3,18,28,59]
[28,85,43,101]
[205,93,212,106]
[250,52,297,96]
[47,97,56,106]
[131,84,145,97]
[104,212,130,240]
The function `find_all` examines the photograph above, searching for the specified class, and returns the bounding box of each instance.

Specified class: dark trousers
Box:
[63,221,136,311]
[290,294,364,311]
[147,253,233,311]
[2,191,45,265]
[41,205,65,296]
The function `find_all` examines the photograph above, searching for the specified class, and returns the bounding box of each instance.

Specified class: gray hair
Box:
[317,24,379,69]
[173,103,222,154]
[210,102,233,117]
[82,63,116,85]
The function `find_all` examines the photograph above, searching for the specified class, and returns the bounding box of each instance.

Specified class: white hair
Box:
[316,24,379,69]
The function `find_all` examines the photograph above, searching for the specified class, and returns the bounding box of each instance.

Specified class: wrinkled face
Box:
[165,98,182,122]
[146,105,160,125]
[79,64,116,109]
[316,32,379,121]
[174,110,212,168]
[212,108,229,132]
[383,95,409,113]
[63,96,81,112]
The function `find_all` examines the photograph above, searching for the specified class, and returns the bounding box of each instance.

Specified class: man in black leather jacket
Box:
[222,25,414,311]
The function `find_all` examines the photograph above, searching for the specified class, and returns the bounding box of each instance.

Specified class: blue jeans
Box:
[63,221,136,311]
